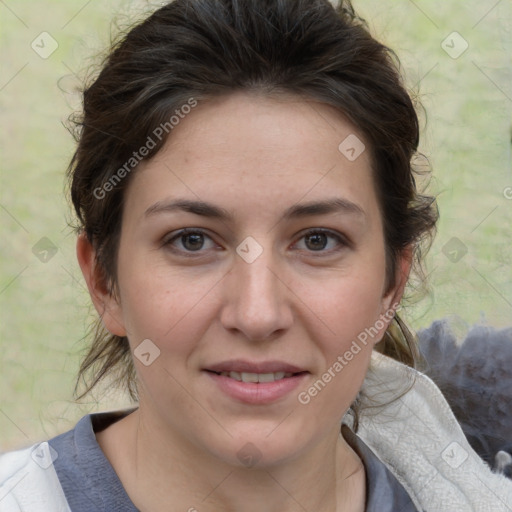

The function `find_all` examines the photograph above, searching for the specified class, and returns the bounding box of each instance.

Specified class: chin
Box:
[205,426,310,469]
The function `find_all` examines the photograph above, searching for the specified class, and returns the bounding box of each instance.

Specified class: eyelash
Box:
[162,228,349,258]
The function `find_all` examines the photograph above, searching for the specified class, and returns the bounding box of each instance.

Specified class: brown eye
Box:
[180,232,205,251]
[163,228,217,256]
[304,232,329,251]
[295,229,348,255]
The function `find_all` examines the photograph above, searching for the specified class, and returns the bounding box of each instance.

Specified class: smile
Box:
[204,370,309,404]
[213,371,296,382]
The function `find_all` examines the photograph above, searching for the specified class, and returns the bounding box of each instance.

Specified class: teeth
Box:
[242,372,259,383]
[218,371,294,382]
[258,372,281,382]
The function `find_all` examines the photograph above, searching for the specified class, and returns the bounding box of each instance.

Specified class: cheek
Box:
[117,268,217,403]
[117,257,220,351]
[304,268,388,345]
[298,279,386,415]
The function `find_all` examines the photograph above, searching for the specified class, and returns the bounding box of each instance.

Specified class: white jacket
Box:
[1,351,511,511]
[343,351,512,511]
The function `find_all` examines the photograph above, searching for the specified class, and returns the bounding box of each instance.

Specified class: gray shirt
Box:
[48,409,420,511]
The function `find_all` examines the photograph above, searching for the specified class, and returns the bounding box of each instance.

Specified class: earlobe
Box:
[373,247,413,346]
[76,232,127,337]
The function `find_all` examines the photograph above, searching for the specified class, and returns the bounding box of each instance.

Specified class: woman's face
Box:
[91,92,408,466]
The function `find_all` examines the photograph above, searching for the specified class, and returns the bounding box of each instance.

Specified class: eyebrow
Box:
[143,197,366,222]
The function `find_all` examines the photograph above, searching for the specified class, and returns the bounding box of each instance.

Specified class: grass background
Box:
[1,0,511,451]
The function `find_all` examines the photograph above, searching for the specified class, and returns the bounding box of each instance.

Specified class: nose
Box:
[220,245,294,342]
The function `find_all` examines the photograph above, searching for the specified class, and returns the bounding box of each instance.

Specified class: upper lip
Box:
[205,360,308,374]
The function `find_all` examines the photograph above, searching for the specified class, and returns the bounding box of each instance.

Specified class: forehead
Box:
[124,92,379,228]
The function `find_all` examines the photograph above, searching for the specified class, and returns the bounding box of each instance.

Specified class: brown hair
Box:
[67,0,438,428]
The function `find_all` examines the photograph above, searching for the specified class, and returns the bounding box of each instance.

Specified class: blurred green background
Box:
[1,0,511,451]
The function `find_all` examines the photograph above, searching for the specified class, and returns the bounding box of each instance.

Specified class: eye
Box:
[163,228,218,256]
[162,227,349,258]
[293,229,348,254]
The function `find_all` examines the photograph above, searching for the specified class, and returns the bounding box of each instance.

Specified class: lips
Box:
[204,369,309,404]
[202,359,310,404]
[205,359,307,374]
[214,371,295,383]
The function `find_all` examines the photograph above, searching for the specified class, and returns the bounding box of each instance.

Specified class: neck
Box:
[97,407,365,512]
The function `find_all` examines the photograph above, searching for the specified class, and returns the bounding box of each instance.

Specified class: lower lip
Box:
[204,371,309,405]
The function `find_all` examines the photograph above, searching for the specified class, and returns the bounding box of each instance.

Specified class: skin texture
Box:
[77,92,411,512]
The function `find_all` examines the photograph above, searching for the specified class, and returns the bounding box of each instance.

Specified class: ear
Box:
[381,244,414,316]
[76,232,127,337]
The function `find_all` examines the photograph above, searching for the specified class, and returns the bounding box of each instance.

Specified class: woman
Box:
[1,0,511,510]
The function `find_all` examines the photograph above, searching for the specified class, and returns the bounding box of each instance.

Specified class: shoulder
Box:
[352,352,512,512]
[0,441,70,512]
[0,409,136,512]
